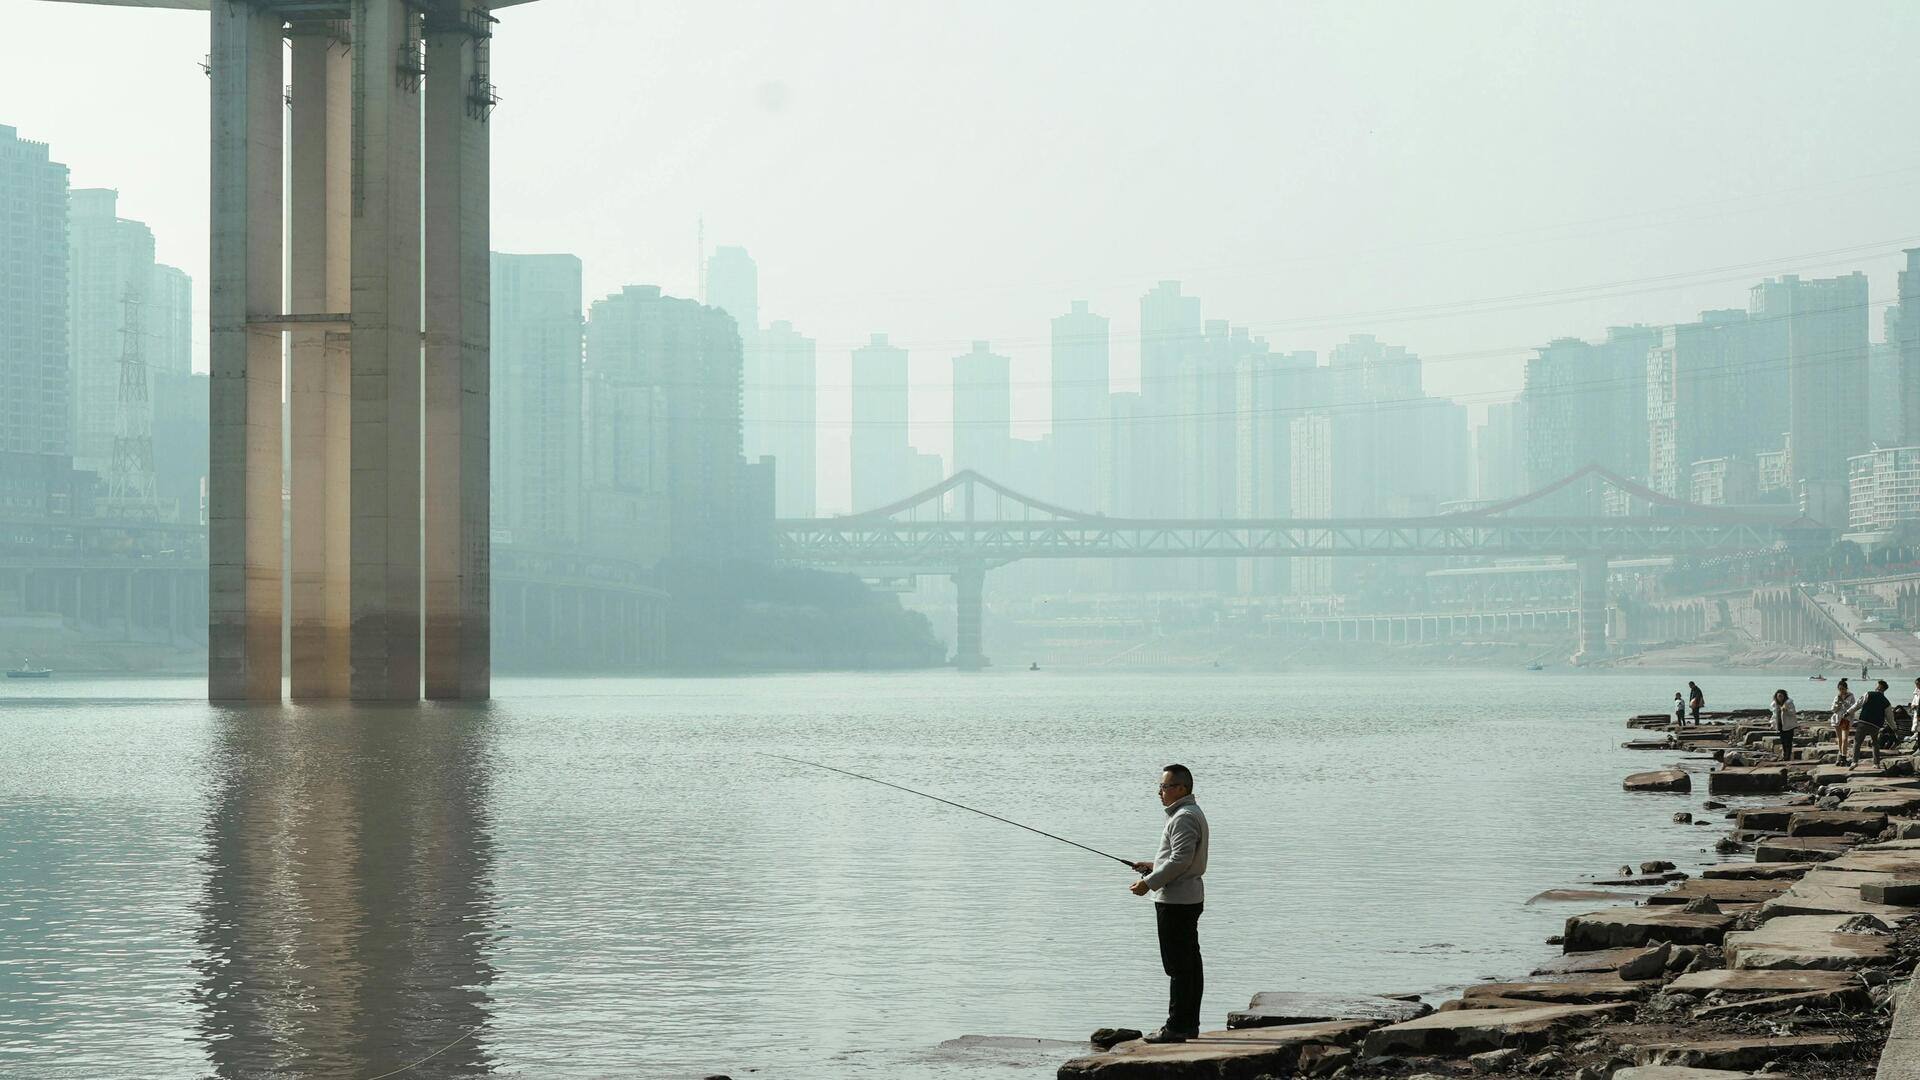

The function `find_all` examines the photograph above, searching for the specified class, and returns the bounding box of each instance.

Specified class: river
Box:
[0,670,1817,1078]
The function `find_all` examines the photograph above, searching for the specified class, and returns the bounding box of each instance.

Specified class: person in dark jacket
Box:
[1129,764,1210,1043]
[1852,680,1892,765]
[1687,681,1705,723]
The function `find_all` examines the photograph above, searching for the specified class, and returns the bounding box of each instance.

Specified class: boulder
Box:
[1563,907,1733,952]
[1590,871,1689,886]
[1786,810,1888,836]
[1359,1003,1631,1059]
[1058,1020,1376,1078]
[1090,1029,1143,1051]
[1632,1034,1857,1071]
[1626,769,1692,793]
[1723,913,1896,969]
[1226,992,1430,1030]
[1641,860,1677,874]
[1698,861,1811,880]
[1526,889,1640,904]
[1753,835,1855,862]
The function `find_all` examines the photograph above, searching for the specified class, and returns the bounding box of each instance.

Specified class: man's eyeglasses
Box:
[1157,783,1186,792]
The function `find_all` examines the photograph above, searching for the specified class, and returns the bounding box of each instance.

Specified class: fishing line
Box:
[762,753,1138,870]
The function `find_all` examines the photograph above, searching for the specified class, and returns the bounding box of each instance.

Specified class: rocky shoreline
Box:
[1055,708,1920,1079]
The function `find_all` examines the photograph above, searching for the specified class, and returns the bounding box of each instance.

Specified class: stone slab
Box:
[1531,944,1669,979]
[1733,808,1798,832]
[1225,992,1430,1030]
[1634,1034,1856,1070]
[1863,879,1920,905]
[1709,767,1795,795]
[1841,794,1920,815]
[1754,835,1856,863]
[1756,866,1917,921]
[1691,985,1873,1018]
[1612,1060,1758,1068]
[1725,914,1895,969]
[1700,862,1812,881]
[1788,810,1888,837]
[1359,1002,1630,1058]
[1058,1020,1374,1078]
[1627,768,1692,792]
[1458,976,1658,1005]
[1648,878,1790,906]
[1667,968,1860,994]
[1564,906,1733,952]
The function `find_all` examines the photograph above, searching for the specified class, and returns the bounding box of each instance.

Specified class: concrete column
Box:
[289,27,352,698]
[953,562,988,670]
[350,0,425,700]
[209,0,285,701]
[1575,555,1609,663]
[423,4,491,699]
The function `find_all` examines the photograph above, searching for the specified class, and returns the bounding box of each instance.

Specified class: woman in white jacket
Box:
[1772,688,1801,760]
[1832,678,1860,757]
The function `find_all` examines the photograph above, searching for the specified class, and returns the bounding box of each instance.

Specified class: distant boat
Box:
[1809,674,1829,681]
[1526,662,1545,671]
[1028,661,1040,672]
[6,659,51,680]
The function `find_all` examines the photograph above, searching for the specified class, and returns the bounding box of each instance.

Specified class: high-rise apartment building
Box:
[1473,401,1525,502]
[704,245,758,335]
[584,285,744,563]
[146,264,193,379]
[1139,281,1203,518]
[68,188,159,478]
[851,333,912,512]
[952,341,1011,482]
[1328,333,1421,408]
[1750,272,1870,525]
[753,320,817,517]
[492,253,584,548]
[0,125,70,462]
[1897,250,1920,449]
[1520,326,1658,492]
[1050,300,1109,510]
[1646,309,1789,503]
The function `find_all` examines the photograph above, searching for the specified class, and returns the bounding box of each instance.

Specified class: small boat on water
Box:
[1526,662,1545,671]
[1809,674,1829,682]
[6,659,51,679]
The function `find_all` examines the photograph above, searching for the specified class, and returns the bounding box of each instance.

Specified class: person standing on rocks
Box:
[1852,680,1892,765]
[1687,681,1705,724]
[1673,692,1686,727]
[1771,688,1801,760]
[1128,764,1209,1044]
[1831,678,1859,762]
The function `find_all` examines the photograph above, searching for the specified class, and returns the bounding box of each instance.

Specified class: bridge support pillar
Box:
[952,562,988,671]
[1575,555,1609,663]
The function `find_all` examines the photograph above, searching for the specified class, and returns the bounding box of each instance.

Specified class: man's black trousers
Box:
[1154,901,1204,1033]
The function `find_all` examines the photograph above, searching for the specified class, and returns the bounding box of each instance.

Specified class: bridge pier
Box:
[1575,555,1609,663]
[952,562,988,671]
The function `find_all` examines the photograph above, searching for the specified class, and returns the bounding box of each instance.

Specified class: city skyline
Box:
[10,0,1920,513]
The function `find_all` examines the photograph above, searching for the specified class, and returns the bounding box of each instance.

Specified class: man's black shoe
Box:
[1142,1027,1196,1044]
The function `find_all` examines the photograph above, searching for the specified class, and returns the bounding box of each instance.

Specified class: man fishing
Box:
[1128,764,1210,1044]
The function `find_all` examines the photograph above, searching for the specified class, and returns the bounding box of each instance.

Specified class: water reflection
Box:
[193,704,500,1078]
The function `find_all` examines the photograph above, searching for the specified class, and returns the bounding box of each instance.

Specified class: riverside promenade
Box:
[1057,709,1920,1079]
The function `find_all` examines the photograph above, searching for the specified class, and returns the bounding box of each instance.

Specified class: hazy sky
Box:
[8,0,1920,512]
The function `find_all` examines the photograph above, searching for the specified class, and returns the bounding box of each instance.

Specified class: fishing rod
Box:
[761,753,1139,871]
